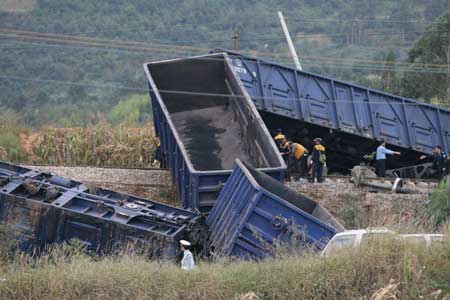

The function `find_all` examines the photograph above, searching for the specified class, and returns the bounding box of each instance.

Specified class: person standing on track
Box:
[375,139,400,177]
[309,138,326,183]
[446,151,450,177]
[420,145,447,181]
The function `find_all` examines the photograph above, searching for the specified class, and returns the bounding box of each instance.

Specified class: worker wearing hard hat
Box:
[309,138,326,183]
[180,240,195,271]
[288,141,309,179]
[273,129,286,150]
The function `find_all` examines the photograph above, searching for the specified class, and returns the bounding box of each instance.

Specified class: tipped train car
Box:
[207,159,344,260]
[144,53,286,213]
[218,50,450,178]
[0,162,208,257]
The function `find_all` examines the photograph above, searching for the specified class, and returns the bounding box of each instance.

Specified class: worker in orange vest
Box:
[273,129,286,150]
[309,138,326,183]
[288,141,309,180]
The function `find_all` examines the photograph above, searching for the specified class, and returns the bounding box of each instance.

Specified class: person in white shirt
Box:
[180,240,195,271]
[375,139,400,177]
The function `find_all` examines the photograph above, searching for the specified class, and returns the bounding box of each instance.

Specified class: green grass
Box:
[0,109,28,162]
[428,177,450,224]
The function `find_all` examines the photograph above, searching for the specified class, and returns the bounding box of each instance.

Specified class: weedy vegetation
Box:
[428,176,450,225]
[0,224,449,300]
[32,124,158,168]
[0,109,28,162]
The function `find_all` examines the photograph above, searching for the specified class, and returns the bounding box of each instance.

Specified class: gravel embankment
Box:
[22,165,178,206]
[287,178,436,229]
[22,165,438,228]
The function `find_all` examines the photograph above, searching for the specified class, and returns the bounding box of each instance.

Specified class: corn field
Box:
[0,146,7,161]
[32,124,159,168]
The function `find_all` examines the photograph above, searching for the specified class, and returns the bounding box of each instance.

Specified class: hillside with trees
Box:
[1,0,450,127]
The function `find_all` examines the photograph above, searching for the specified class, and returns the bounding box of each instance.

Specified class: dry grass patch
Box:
[32,124,158,168]
[0,236,449,300]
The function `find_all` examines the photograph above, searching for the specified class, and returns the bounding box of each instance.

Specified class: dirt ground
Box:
[287,178,437,229]
[22,165,179,206]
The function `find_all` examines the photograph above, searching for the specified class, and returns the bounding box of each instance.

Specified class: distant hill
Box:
[0,0,449,126]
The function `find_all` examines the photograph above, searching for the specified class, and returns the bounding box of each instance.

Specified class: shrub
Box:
[0,223,20,264]
[427,177,450,224]
[108,94,152,125]
[0,109,27,162]
[336,193,368,228]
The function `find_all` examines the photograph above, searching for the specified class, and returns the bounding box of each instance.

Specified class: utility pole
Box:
[278,11,302,70]
[233,30,239,51]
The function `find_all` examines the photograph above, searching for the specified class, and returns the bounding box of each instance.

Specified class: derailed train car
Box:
[0,161,344,260]
[0,162,208,257]
[144,53,286,213]
[207,160,344,260]
[218,50,450,177]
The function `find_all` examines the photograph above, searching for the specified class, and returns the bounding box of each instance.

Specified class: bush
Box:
[428,177,450,224]
[0,109,27,162]
[336,193,368,228]
[108,94,152,125]
[0,132,25,161]
[0,223,20,263]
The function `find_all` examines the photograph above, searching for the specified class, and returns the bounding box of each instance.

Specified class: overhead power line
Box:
[0,28,210,52]
[1,39,449,75]
[2,28,450,72]
[0,74,448,108]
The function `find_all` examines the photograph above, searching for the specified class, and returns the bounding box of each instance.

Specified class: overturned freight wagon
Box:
[207,159,344,260]
[0,162,207,257]
[218,50,450,177]
[144,53,286,213]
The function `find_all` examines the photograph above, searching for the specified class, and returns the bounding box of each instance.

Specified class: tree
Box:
[381,49,399,93]
[401,12,450,102]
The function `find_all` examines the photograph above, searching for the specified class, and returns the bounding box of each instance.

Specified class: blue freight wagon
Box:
[218,50,450,176]
[207,159,344,260]
[144,53,286,213]
[0,162,207,257]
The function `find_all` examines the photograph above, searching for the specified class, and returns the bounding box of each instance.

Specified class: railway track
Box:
[23,164,438,187]
[290,173,439,184]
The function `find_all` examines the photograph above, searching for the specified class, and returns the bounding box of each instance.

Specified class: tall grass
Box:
[428,177,450,224]
[32,124,158,168]
[0,236,449,300]
[0,109,28,162]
